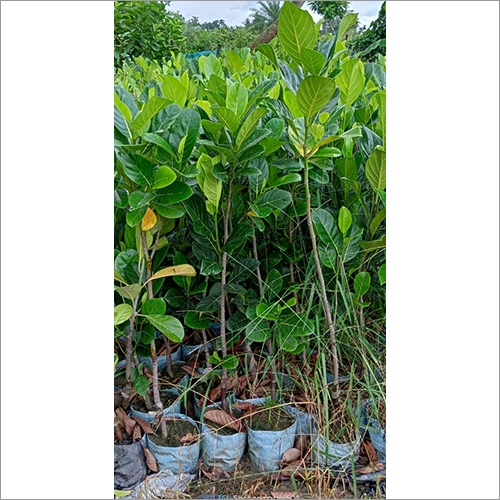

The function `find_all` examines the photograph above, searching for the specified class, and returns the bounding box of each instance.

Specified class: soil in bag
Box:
[149,418,198,448]
[248,406,294,432]
[132,391,178,414]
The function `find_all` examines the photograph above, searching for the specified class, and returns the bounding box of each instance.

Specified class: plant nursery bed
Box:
[148,418,198,448]
[131,390,178,414]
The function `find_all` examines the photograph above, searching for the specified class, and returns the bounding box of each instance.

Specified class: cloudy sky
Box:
[169,1,384,29]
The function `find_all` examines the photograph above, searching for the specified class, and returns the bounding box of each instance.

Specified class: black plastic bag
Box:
[114,440,147,490]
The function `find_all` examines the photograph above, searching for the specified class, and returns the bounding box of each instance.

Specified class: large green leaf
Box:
[301,48,325,75]
[223,222,253,253]
[116,283,141,301]
[338,13,358,40]
[311,208,341,252]
[378,264,386,285]
[128,191,155,210]
[211,107,239,135]
[143,314,185,343]
[142,133,177,159]
[278,1,316,66]
[183,195,214,236]
[264,269,283,301]
[203,53,223,80]
[254,189,292,217]
[245,318,271,342]
[126,206,148,227]
[354,271,371,297]
[168,108,201,168]
[114,92,132,125]
[114,304,133,326]
[365,146,386,191]
[226,49,246,74]
[156,181,193,205]
[141,298,166,316]
[114,189,129,208]
[122,153,154,187]
[132,96,170,135]
[184,311,211,330]
[256,44,278,67]
[236,108,268,149]
[226,82,248,119]
[370,90,386,147]
[153,166,176,189]
[162,75,187,107]
[370,209,386,237]
[335,59,365,108]
[197,153,221,210]
[297,76,337,124]
[338,206,352,235]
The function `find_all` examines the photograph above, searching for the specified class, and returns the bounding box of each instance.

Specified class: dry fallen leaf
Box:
[201,465,231,482]
[294,436,309,455]
[233,402,255,411]
[132,423,142,442]
[115,407,136,436]
[144,447,158,472]
[204,409,245,433]
[132,416,154,435]
[282,448,301,463]
[179,432,198,444]
[363,441,378,464]
[181,365,197,377]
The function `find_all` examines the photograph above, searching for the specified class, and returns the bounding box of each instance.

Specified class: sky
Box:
[169,1,384,29]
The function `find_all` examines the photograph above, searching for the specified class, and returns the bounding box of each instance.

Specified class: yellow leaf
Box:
[247,211,258,217]
[145,264,197,285]
[141,208,157,231]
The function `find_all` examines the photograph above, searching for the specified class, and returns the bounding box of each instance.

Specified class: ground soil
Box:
[248,406,295,432]
[131,390,178,414]
[114,372,126,389]
[148,418,198,448]
[159,362,187,385]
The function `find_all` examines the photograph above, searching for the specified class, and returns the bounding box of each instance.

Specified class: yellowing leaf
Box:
[141,208,157,231]
[146,264,197,284]
[247,211,258,217]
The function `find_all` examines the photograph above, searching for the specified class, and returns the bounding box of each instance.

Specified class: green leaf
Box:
[256,44,278,67]
[114,304,133,326]
[140,324,156,345]
[354,272,371,297]
[153,166,176,189]
[226,49,245,74]
[132,96,170,135]
[378,264,386,285]
[200,259,223,276]
[297,76,337,124]
[156,181,193,205]
[267,173,302,188]
[122,153,154,187]
[126,206,148,227]
[114,91,132,124]
[169,108,201,169]
[370,209,386,237]
[143,133,177,158]
[116,284,141,301]
[311,208,341,252]
[301,48,325,75]
[360,234,386,252]
[221,354,239,370]
[318,244,337,268]
[338,13,358,40]
[128,191,155,210]
[114,188,129,208]
[279,312,315,337]
[197,154,221,210]
[226,82,248,119]
[184,311,211,330]
[134,374,149,398]
[227,312,250,332]
[203,53,223,80]
[141,298,166,316]
[336,59,365,108]
[236,108,268,149]
[162,75,187,107]
[256,302,280,321]
[338,206,352,235]
[264,269,283,301]
[183,195,214,236]
[370,90,386,146]
[143,314,185,342]
[245,318,272,342]
[164,288,185,308]
[377,189,386,207]
[223,222,253,253]
[278,1,316,66]
[154,203,185,219]
[254,189,292,217]
[211,106,239,135]
[365,146,386,191]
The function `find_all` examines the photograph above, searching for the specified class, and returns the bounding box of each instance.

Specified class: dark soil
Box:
[184,332,204,346]
[114,372,126,389]
[248,406,294,432]
[131,390,178,414]
[159,362,187,385]
[149,418,198,448]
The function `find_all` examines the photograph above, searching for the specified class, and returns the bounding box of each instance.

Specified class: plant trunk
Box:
[249,1,306,50]
[125,296,140,403]
[163,335,174,379]
[303,140,340,405]
[135,352,153,411]
[201,276,212,370]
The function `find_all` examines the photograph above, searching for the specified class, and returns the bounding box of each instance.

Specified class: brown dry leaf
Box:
[272,460,305,481]
[179,432,197,444]
[144,367,153,379]
[356,462,385,475]
[233,402,255,411]
[115,407,136,436]
[181,365,197,377]
[132,423,142,442]
[363,441,378,464]
[144,447,158,472]
[204,409,245,433]
[294,436,309,455]
[282,448,301,463]
[141,208,157,231]
[114,424,124,443]
[259,378,270,387]
[132,416,154,435]
[271,492,298,499]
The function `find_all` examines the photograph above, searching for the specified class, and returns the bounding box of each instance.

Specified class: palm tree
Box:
[249,1,282,31]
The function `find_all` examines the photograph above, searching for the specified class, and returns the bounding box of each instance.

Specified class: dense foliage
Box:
[114,1,185,68]
[348,1,386,60]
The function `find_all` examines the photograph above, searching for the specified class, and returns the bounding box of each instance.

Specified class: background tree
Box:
[348,1,386,60]
[114,1,185,68]
[308,1,359,37]
[249,1,282,31]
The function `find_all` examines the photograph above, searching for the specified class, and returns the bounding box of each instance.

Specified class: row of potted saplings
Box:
[114,347,361,482]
